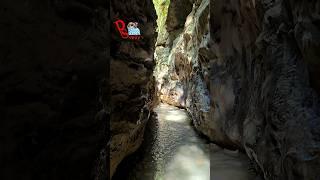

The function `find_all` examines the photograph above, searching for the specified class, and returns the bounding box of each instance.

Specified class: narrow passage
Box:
[113,104,255,180]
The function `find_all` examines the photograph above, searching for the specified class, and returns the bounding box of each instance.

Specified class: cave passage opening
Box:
[149,0,258,179]
[113,0,211,179]
[115,0,211,179]
[113,0,258,179]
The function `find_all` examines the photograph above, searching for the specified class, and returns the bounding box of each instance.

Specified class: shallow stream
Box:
[113,104,255,180]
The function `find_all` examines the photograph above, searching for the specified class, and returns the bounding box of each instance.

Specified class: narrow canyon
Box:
[0,0,319,180]
[110,0,320,180]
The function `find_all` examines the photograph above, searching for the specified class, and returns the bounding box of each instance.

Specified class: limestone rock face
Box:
[0,0,108,179]
[154,0,209,108]
[154,0,320,179]
[110,0,157,178]
[207,0,320,179]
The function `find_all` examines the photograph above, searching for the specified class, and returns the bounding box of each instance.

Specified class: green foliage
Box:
[152,0,170,33]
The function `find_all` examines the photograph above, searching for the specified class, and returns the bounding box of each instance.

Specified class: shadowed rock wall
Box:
[207,0,320,179]
[0,0,108,179]
[109,0,157,178]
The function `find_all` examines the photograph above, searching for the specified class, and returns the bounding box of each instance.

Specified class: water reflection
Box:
[209,147,255,180]
[157,105,189,123]
[113,104,210,180]
[113,104,255,180]
[151,104,210,180]
[164,145,210,180]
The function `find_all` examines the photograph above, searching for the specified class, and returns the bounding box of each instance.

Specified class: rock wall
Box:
[207,0,320,179]
[154,0,203,108]
[109,0,157,179]
[0,0,108,180]
[154,0,320,179]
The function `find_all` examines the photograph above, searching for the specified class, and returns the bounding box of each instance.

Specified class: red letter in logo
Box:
[114,20,128,39]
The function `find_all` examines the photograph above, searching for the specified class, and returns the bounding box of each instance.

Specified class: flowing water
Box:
[113,104,256,180]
